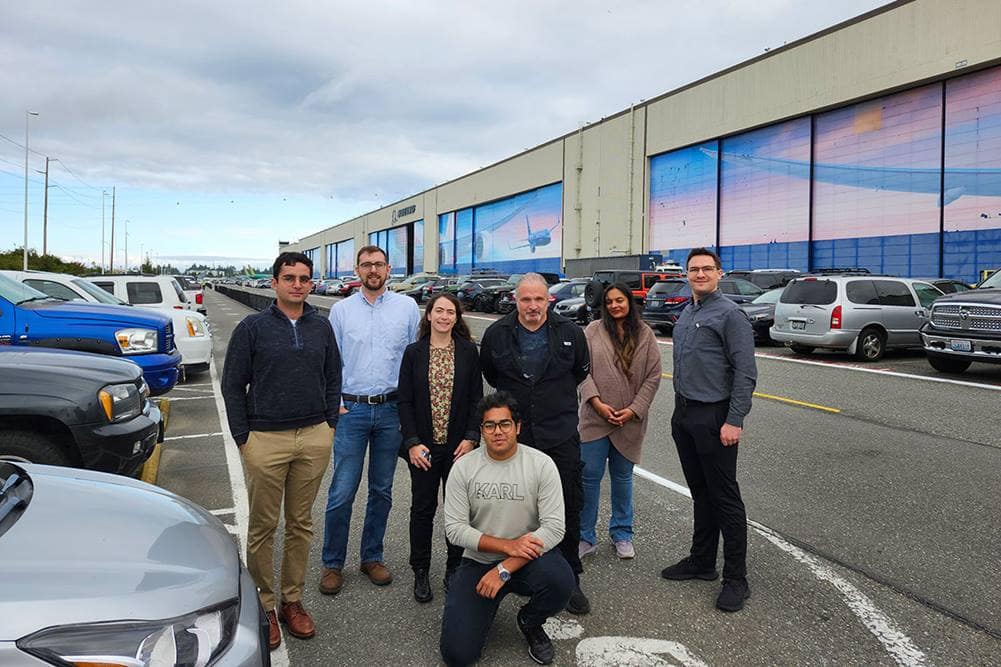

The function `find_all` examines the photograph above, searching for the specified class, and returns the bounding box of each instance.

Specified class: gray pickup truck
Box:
[921,270,1001,374]
[0,347,163,475]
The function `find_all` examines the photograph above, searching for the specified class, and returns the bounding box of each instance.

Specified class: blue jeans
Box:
[579,436,634,544]
[321,401,402,569]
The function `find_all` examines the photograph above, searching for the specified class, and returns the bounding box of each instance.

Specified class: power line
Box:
[54,160,104,192]
[50,183,100,209]
[0,131,45,158]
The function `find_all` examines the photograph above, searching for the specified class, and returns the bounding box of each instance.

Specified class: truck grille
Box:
[164,322,175,352]
[931,303,1001,331]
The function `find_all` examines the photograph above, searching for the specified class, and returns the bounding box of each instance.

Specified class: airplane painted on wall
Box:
[509,216,561,253]
[699,147,1001,206]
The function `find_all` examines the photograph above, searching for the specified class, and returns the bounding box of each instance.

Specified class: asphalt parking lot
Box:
[156,287,1001,666]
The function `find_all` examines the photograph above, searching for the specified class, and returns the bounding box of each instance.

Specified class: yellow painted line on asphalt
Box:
[660,373,841,414]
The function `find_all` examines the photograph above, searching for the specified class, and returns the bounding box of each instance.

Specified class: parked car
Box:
[0,461,269,665]
[456,278,509,311]
[771,275,944,361]
[641,278,764,334]
[739,287,786,344]
[480,273,561,314]
[87,275,196,312]
[0,347,163,475]
[315,278,343,296]
[419,277,461,303]
[171,274,206,313]
[4,270,212,380]
[718,277,765,304]
[333,277,362,296]
[552,296,588,325]
[653,261,685,276]
[725,269,801,290]
[389,272,439,293]
[584,269,681,319]
[0,273,180,395]
[911,277,974,294]
[920,269,1001,374]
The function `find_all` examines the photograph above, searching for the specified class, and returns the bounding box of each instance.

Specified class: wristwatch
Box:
[496,563,511,582]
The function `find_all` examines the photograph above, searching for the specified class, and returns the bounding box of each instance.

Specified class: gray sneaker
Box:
[578,540,597,559]
[614,540,635,559]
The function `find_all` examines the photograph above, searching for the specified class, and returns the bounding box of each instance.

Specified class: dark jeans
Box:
[671,395,747,580]
[408,442,464,572]
[439,551,574,667]
[535,434,584,579]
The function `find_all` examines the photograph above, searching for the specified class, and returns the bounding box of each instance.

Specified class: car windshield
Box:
[174,276,199,290]
[72,278,128,304]
[0,273,53,304]
[979,271,1001,289]
[751,287,784,304]
[780,279,837,305]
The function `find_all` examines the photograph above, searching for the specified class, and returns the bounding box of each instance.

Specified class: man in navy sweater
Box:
[222,252,341,650]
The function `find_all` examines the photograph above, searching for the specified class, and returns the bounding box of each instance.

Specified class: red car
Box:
[334,277,362,296]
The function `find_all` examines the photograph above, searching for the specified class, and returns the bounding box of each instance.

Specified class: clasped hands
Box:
[475,533,543,599]
[590,397,635,427]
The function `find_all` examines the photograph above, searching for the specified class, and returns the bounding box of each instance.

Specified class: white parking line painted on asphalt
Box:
[634,465,929,667]
[164,431,223,441]
[170,386,216,393]
[209,360,291,667]
[653,338,1001,392]
[162,395,215,401]
[210,507,236,516]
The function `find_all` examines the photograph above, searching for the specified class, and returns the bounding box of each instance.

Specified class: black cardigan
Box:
[397,335,483,456]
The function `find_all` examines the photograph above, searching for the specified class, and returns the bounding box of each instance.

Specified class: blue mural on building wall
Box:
[648,64,1001,284]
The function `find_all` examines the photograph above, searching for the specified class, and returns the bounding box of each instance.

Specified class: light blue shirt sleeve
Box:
[330,291,421,396]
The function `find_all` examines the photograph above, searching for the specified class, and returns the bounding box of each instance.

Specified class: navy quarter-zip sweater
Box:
[222,302,342,446]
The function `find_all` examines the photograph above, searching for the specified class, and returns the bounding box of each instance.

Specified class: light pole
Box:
[23,110,38,270]
[123,220,130,273]
[101,191,108,272]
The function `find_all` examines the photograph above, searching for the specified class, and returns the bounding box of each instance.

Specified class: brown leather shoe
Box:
[278,600,316,639]
[265,609,281,650]
[360,561,393,586]
[319,567,343,595]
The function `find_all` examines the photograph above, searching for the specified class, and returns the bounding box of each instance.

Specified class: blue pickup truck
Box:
[0,273,180,395]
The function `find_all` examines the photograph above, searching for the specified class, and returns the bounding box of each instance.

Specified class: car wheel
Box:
[927,354,972,374]
[0,430,75,467]
[584,279,606,310]
[789,343,814,355]
[855,327,886,362]
[473,295,488,312]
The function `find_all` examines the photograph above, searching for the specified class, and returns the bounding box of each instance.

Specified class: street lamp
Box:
[23,110,38,271]
[101,191,108,272]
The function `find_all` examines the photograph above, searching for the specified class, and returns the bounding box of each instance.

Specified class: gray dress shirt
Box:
[672,289,757,427]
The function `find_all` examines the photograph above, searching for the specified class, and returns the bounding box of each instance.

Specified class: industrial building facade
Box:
[288,0,1001,285]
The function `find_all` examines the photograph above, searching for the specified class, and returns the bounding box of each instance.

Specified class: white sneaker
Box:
[614,540,635,559]
[578,540,597,559]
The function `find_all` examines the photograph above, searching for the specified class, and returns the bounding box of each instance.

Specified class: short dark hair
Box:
[272,252,313,278]
[477,391,521,423]
[685,247,721,270]
[356,245,387,265]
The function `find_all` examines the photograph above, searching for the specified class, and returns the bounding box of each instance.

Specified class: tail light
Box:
[548,295,556,302]
[666,296,687,304]
[196,292,203,304]
[830,305,842,329]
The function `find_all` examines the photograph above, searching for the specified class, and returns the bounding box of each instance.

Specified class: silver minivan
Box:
[770,275,944,361]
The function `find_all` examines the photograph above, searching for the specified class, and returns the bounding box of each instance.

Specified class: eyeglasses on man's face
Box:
[358,261,388,271]
[480,419,516,433]
[687,266,719,275]
[278,275,313,285]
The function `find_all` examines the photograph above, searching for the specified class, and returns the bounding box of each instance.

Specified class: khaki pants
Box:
[242,422,332,610]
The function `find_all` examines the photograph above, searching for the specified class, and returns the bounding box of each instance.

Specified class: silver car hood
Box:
[0,464,240,640]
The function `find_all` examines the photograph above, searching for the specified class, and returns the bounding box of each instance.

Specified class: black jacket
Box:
[479,311,589,449]
[398,335,483,454]
[222,302,341,445]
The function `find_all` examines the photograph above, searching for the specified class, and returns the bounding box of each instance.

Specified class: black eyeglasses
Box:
[481,419,516,433]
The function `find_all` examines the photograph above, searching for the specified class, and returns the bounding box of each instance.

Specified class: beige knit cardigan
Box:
[578,320,663,464]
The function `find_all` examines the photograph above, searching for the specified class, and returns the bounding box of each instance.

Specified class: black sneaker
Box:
[660,556,720,581]
[715,577,751,612]
[413,568,432,603]
[565,583,591,615]
[517,609,555,665]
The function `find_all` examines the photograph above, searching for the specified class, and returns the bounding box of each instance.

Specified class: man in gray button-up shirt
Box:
[660,247,758,613]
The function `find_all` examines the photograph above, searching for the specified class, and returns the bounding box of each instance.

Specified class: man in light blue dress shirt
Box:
[319,245,421,594]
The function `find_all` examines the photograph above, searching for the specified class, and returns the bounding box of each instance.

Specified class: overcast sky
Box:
[0,0,889,269]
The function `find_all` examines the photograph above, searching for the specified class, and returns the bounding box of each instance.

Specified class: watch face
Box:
[497,565,511,581]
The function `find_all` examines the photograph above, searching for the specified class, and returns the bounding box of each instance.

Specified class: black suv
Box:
[920,270,1001,374]
[725,269,801,290]
[0,347,163,475]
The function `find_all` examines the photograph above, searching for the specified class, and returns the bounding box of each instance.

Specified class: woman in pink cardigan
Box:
[578,283,662,559]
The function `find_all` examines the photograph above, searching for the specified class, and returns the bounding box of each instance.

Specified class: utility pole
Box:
[42,157,50,256]
[110,186,116,272]
[124,220,129,273]
[101,191,107,272]
[23,110,38,271]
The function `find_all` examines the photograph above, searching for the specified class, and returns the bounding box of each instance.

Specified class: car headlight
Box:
[98,383,143,422]
[18,600,238,667]
[751,313,769,321]
[185,316,207,338]
[116,328,159,355]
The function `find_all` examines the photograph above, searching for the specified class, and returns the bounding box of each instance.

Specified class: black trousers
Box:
[534,433,584,579]
[408,443,464,572]
[671,395,747,580]
[439,551,574,667]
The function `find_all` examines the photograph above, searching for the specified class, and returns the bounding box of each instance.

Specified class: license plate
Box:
[791,321,806,330]
[646,301,662,310]
[950,339,972,352]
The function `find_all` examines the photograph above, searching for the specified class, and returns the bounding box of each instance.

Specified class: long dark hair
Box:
[418,292,472,341]
[600,282,644,375]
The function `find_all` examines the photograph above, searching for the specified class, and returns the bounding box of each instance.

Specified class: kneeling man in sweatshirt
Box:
[440,391,574,667]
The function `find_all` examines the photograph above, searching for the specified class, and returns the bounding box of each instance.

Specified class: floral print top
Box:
[429,342,455,444]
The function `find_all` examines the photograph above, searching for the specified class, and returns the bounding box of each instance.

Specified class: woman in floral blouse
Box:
[398,292,483,603]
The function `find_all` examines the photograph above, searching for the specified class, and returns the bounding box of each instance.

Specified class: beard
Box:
[363,273,386,291]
